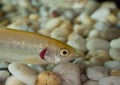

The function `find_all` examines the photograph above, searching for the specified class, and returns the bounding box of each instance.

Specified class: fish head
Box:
[39,43,79,63]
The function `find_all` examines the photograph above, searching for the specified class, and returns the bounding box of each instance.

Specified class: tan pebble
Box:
[73,24,92,37]
[86,50,111,65]
[29,13,39,21]
[35,71,61,85]
[110,38,120,49]
[109,48,120,60]
[83,80,99,85]
[101,2,117,10]
[87,38,110,51]
[100,28,120,41]
[77,13,94,25]
[46,17,63,30]
[5,76,25,85]
[84,0,100,14]
[51,21,72,42]
[67,32,87,52]
[110,70,120,76]
[38,29,51,36]
[105,14,118,25]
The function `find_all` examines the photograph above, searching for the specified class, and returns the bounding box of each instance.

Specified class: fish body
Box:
[0,28,77,64]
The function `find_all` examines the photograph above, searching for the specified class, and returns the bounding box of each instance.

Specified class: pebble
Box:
[88,29,101,38]
[84,0,99,15]
[67,32,87,52]
[109,48,120,60]
[36,71,61,85]
[86,38,110,51]
[53,63,81,85]
[100,28,120,40]
[73,24,92,37]
[87,50,111,65]
[83,80,99,85]
[94,21,110,31]
[91,8,110,21]
[50,21,72,42]
[99,76,120,85]
[29,64,44,74]
[86,65,109,81]
[5,76,25,85]
[45,17,63,31]
[104,60,120,70]
[0,70,10,81]
[8,63,37,85]
[100,2,117,10]
[110,38,120,49]
[77,13,94,25]
[29,13,39,21]
[110,70,120,76]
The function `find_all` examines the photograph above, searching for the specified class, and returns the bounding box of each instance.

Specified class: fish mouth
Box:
[39,48,47,60]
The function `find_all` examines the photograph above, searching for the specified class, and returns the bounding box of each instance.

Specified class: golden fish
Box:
[0,28,78,64]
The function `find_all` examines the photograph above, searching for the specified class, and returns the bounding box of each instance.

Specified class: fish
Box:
[0,28,78,64]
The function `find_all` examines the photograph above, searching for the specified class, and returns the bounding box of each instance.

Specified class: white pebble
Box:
[29,64,44,74]
[110,38,120,49]
[5,76,25,85]
[83,80,99,85]
[87,38,110,51]
[109,48,120,60]
[104,60,120,70]
[67,32,87,52]
[8,63,37,85]
[99,76,120,85]
[45,17,63,30]
[91,8,110,21]
[0,70,10,81]
[53,63,81,85]
[86,65,108,81]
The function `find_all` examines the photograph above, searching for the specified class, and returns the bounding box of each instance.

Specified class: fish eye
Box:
[59,48,69,56]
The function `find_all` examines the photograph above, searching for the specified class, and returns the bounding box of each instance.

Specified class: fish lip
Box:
[39,48,47,60]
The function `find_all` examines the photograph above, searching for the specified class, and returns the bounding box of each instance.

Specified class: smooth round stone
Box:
[0,61,9,68]
[80,74,88,82]
[91,8,110,21]
[67,32,87,52]
[101,2,117,10]
[77,13,94,25]
[8,63,37,85]
[5,76,25,85]
[29,64,44,74]
[0,70,10,81]
[84,0,99,15]
[110,70,120,76]
[36,71,61,85]
[110,38,120,49]
[83,80,99,85]
[99,76,120,85]
[45,17,63,30]
[86,38,110,51]
[88,29,101,38]
[51,21,72,42]
[109,48,120,60]
[94,21,110,31]
[104,60,120,70]
[53,63,81,85]
[86,65,109,81]
[100,29,120,41]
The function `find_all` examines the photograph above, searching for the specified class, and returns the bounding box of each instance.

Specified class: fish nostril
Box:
[39,48,47,60]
